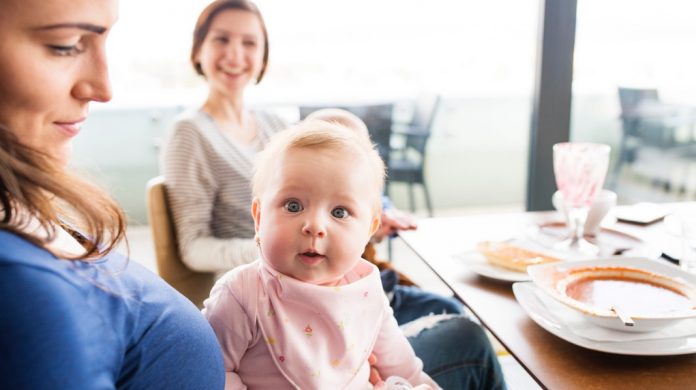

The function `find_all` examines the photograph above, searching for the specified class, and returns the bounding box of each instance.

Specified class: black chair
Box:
[614,87,688,190]
[386,95,440,216]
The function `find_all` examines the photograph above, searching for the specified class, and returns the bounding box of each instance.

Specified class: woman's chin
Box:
[53,144,73,168]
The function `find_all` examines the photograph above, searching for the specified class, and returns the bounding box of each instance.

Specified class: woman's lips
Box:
[219,66,247,81]
[221,71,244,81]
[54,119,85,137]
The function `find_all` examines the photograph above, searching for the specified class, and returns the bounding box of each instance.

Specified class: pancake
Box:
[477,241,560,272]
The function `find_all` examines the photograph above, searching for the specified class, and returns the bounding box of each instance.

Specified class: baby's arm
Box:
[371,303,440,389]
[203,279,256,389]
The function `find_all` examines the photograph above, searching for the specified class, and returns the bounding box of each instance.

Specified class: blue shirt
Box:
[0,231,224,389]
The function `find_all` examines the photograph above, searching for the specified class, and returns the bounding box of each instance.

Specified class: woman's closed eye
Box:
[283,199,303,213]
[47,42,85,56]
[331,207,350,219]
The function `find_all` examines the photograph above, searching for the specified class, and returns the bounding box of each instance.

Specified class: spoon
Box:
[612,306,635,327]
[612,247,631,256]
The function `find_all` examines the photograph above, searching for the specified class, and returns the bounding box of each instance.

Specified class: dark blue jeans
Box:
[406,315,507,390]
[381,271,506,389]
[390,284,464,325]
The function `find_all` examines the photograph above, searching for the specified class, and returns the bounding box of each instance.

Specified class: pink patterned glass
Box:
[553,142,611,253]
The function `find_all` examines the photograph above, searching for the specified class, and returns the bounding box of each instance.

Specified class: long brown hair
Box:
[0,125,126,260]
[190,0,269,83]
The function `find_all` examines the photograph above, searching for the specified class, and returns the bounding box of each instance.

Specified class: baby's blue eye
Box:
[285,200,303,213]
[331,207,349,219]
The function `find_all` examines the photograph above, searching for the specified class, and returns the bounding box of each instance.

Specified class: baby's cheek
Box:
[263,233,291,262]
[342,235,367,259]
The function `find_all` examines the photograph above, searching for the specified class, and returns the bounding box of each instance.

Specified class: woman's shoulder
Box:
[0,230,200,330]
[168,108,210,137]
[162,109,218,158]
[0,230,224,388]
[0,230,64,270]
[0,230,165,304]
[0,229,36,255]
[250,109,289,133]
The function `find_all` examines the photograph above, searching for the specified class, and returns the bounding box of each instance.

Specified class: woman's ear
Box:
[251,198,261,233]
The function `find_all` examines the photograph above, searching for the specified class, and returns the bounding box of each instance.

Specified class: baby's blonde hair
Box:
[253,120,385,213]
[304,108,370,140]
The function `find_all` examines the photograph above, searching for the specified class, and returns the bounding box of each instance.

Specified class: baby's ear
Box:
[369,214,381,237]
[251,198,262,233]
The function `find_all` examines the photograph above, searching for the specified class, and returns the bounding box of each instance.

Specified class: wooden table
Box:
[398,211,696,389]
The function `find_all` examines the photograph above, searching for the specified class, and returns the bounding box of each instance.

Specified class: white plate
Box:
[527,257,696,332]
[453,251,530,282]
[513,282,696,355]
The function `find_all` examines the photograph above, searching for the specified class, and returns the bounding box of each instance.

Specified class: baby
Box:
[203,120,437,389]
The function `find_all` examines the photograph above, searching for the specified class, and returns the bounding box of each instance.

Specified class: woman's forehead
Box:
[1,0,118,26]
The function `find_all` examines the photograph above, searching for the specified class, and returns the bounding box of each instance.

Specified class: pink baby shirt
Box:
[204,259,438,389]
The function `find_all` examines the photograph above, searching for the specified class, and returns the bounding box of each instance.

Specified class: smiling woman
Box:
[0,0,119,257]
[0,0,224,388]
[0,0,114,166]
[161,0,287,273]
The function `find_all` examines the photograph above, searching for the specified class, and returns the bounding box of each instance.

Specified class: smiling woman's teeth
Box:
[221,66,243,75]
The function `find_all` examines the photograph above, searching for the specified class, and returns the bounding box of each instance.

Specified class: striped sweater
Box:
[160,109,287,272]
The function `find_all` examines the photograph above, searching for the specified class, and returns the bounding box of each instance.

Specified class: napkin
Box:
[533,287,696,342]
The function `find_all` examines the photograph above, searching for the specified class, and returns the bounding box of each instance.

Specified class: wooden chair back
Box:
[146,176,215,308]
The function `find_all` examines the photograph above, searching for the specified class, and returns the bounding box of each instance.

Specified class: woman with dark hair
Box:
[0,0,224,388]
[162,1,506,388]
[162,0,286,272]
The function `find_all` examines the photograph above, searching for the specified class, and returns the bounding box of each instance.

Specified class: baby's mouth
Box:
[302,251,321,257]
[299,250,325,265]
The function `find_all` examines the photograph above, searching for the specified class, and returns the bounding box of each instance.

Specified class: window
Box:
[571,0,696,203]
[77,0,540,221]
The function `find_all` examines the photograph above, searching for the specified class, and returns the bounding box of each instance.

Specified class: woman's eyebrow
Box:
[33,23,107,34]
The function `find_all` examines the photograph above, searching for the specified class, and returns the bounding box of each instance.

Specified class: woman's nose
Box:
[72,46,112,103]
[225,41,244,63]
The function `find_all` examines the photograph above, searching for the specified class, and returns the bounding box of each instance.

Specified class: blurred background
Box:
[73,0,696,224]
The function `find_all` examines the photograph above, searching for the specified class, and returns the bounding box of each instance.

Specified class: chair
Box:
[146,176,216,308]
[614,87,690,190]
[386,94,441,216]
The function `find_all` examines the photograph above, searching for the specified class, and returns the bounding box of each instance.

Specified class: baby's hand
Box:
[372,208,418,242]
[368,356,433,390]
[368,353,384,388]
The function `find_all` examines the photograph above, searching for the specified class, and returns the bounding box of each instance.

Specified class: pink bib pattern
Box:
[256,260,386,389]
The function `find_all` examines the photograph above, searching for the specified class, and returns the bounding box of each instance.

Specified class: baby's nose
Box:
[302,217,327,238]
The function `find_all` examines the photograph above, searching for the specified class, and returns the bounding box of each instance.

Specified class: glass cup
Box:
[552,189,617,237]
[552,142,611,254]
